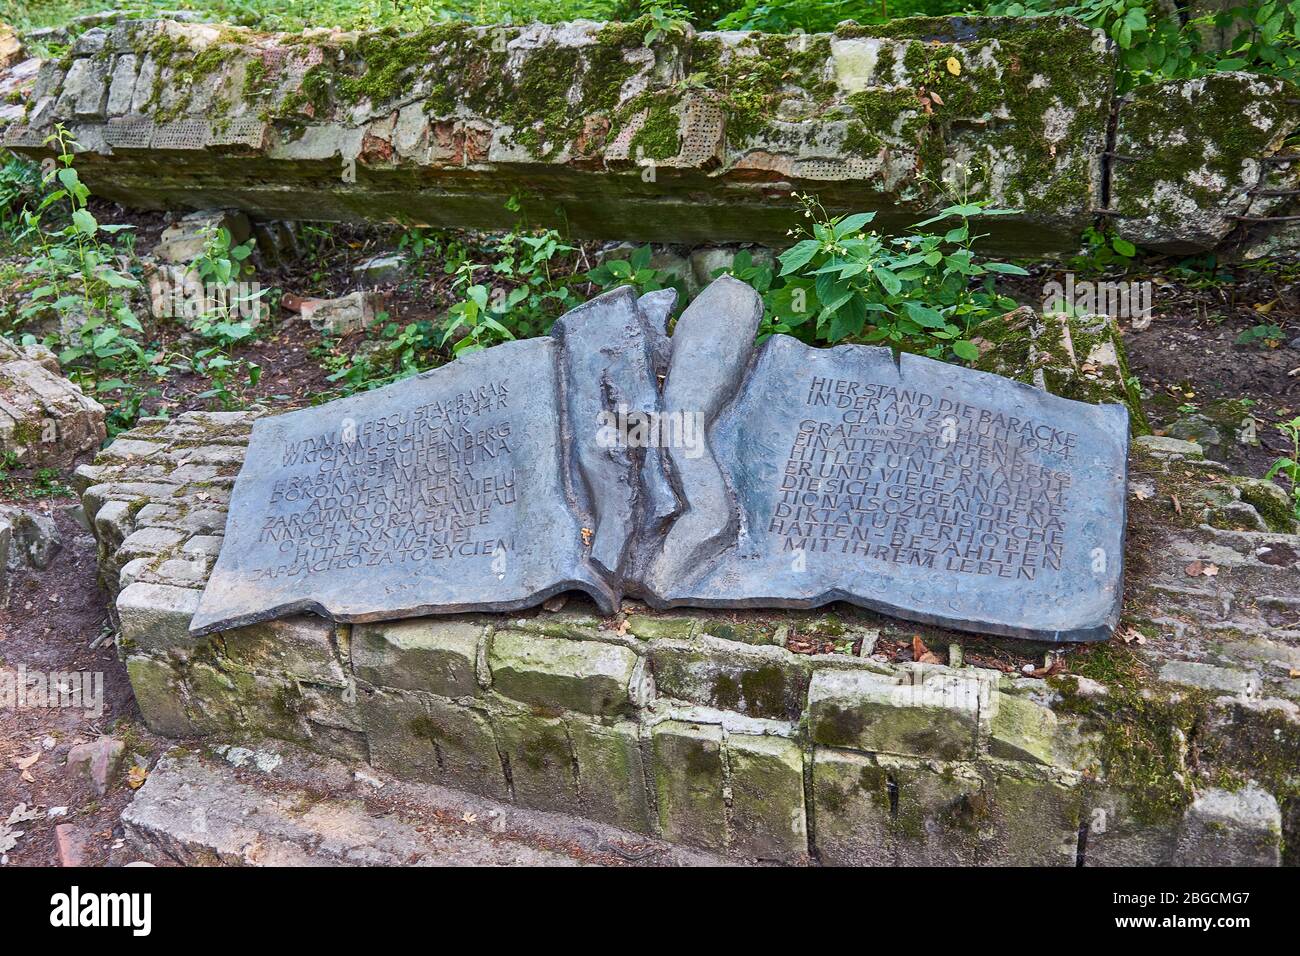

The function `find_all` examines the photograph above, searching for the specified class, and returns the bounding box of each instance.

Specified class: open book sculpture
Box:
[190,276,1129,643]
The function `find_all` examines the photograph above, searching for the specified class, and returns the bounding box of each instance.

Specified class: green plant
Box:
[0,459,74,499]
[1264,417,1300,521]
[1071,226,1138,273]
[586,244,684,299]
[643,3,691,43]
[770,190,1025,359]
[15,126,164,402]
[439,225,580,355]
[0,155,39,240]
[188,224,264,343]
[988,0,1300,90]
[714,0,968,32]
[1235,323,1286,348]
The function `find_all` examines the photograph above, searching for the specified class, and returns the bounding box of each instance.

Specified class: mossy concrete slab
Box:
[352,618,484,696]
[979,770,1082,866]
[989,690,1085,768]
[808,667,982,761]
[117,581,203,655]
[1174,784,1282,867]
[125,654,196,736]
[493,710,579,813]
[217,615,345,687]
[358,689,508,800]
[568,718,652,834]
[489,630,637,716]
[651,720,725,849]
[812,749,984,866]
[648,636,810,720]
[183,660,308,743]
[726,734,807,862]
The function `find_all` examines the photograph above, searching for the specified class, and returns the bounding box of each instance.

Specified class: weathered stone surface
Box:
[183,661,307,741]
[122,752,587,866]
[117,581,204,654]
[154,208,251,263]
[3,16,1117,255]
[567,718,651,834]
[808,666,983,761]
[359,689,508,799]
[352,618,483,695]
[299,291,384,334]
[1158,659,1258,697]
[0,335,107,467]
[66,736,126,796]
[648,635,810,720]
[726,734,807,862]
[492,711,579,812]
[9,17,1294,255]
[218,615,345,686]
[1082,790,1181,867]
[0,505,62,571]
[651,720,725,849]
[125,655,196,736]
[982,770,1082,865]
[1112,73,1300,253]
[1174,784,1282,866]
[489,631,637,717]
[989,688,1080,767]
[813,749,984,866]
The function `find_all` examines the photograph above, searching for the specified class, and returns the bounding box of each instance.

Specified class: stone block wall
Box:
[77,409,1293,864]
[3,15,1296,256]
[3,16,1117,255]
[1,335,106,467]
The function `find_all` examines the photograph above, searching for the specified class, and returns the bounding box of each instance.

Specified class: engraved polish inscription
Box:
[247,380,517,580]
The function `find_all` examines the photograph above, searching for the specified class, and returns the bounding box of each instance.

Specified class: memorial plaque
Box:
[191,287,670,639]
[193,276,1129,642]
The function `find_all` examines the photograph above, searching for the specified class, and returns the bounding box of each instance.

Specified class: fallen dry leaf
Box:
[0,824,20,855]
[912,635,943,664]
[6,803,39,826]
[14,752,39,771]
[1185,560,1204,576]
[1118,626,1144,645]
[1202,563,1219,577]
[946,56,961,75]
[127,765,148,790]
[461,811,477,825]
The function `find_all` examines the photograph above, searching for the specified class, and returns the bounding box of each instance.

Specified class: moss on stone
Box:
[1050,644,1214,825]
[1115,73,1300,227]
[628,94,682,161]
